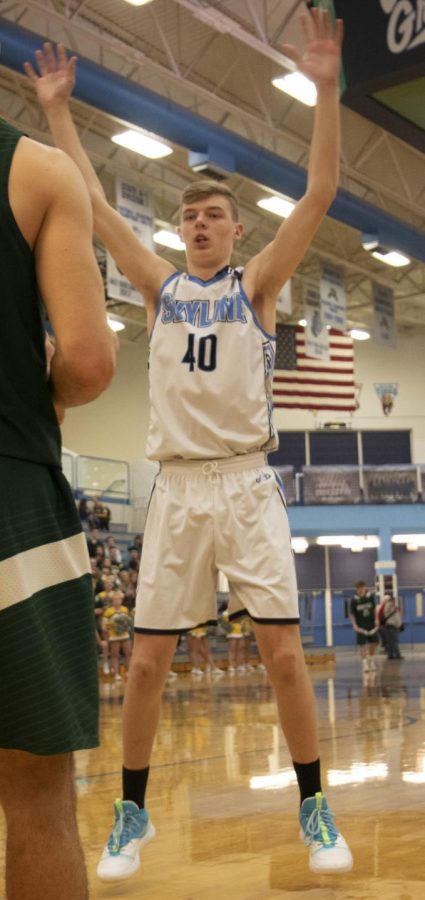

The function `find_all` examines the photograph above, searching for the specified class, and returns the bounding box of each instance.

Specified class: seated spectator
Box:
[78,497,90,526]
[96,574,116,611]
[94,544,106,569]
[105,543,123,574]
[78,496,98,528]
[123,547,140,572]
[90,559,104,595]
[119,570,137,612]
[87,529,104,558]
[93,496,111,531]
[128,533,143,554]
[105,536,122,564]
[102,590,132,681]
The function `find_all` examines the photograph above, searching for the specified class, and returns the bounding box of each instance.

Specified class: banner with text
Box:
[302,466,362,505]
[304,285,330,361]
[320,262,346,331]
[373,281,396,346]
[363,466,418,504]
[106,177,154,306]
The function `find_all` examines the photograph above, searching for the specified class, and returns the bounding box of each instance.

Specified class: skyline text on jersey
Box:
[161,293,248,328]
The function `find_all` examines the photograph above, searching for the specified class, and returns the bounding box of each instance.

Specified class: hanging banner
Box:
[375,382,398,415]
[303,466,362,505]
[304,285,330,361]
[276,279,292,317]
[320,262,347,330]
[106,177,155,307]
[363,465,418,504]
[372,281,396,346]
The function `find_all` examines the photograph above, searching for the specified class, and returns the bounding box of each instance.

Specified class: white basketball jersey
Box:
[145,266,278,460]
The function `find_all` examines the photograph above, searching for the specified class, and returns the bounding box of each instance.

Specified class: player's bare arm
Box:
[9,137,116,407]
[242,8,342,334]
[24,43,174,312]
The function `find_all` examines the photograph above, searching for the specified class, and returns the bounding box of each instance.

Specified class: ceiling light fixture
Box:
[361,233,410,268]
[392,534,425,546]
[111,129,172,159]
[350,329,370,341]
[291,537,308,554]
[107,316,125,332]
[153,230,186,251]
[316,535,379,549]
[123,1,155,7]
[371,249,410,267]
[257,195,296,218]
[272,72,317,107]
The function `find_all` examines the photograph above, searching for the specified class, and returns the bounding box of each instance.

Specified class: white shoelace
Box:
[304,806,338,846]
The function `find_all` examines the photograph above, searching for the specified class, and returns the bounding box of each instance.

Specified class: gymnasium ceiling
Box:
[0,0,424,343]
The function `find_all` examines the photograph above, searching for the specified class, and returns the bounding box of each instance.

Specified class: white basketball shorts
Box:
[134,452,299,633]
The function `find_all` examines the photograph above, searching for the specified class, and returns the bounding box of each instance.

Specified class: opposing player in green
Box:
[349,580,379,673]
[0,116,116,898]
[26,7,353,881]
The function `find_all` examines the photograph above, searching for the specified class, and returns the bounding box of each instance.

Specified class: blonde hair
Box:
[180,180,239,222]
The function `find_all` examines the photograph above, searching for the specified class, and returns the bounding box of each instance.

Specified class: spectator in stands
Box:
[96,575,116,608]
[105,536,122,565]
[94,544,106,569]
[128,533,143,554]
[119,571,137,613]
[109,548,123,574]
[89,557,103,593]
[123,548,140,572]
[349,581,379,673]
[77,497,91,529]
[102,590,132,681]
[93,496,111,531]
[86,528,104,558]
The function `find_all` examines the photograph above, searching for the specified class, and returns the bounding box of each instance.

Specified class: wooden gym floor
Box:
[1,650,424,899]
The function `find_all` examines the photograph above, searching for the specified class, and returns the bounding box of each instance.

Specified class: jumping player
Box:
[25,6,353,881]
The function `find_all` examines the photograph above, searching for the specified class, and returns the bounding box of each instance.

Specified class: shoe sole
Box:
[309,857,353,874]
[300,831,353,875]
[97,821,156,883]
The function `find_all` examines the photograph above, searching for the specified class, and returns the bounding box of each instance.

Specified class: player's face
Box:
[179,195,243,268]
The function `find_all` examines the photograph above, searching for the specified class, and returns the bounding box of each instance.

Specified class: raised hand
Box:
[282,7,343,89]
[24,43,76,110]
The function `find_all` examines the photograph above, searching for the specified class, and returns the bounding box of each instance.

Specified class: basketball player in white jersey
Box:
[26,6,353,881]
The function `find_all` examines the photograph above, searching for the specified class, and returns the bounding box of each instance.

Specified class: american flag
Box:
[272,325,356,412]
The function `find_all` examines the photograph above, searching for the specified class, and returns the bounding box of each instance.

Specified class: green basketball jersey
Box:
[350,592,376,631]
[0,118,61,467]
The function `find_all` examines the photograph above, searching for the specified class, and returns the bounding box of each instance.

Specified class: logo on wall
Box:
[380,1,425,54]
[375,382,398,416]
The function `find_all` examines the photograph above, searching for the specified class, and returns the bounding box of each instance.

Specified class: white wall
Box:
[62,327,425,465]
[61,334,150,463]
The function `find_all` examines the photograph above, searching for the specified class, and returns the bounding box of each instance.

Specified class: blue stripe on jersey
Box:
[233,268,276,341]
[183,269,232,287]
[160,270,180,292]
